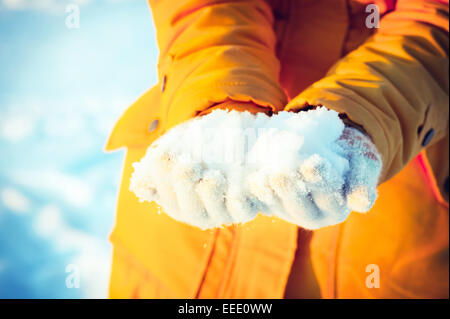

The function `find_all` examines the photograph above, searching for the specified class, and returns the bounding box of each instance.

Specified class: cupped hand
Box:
[130,108,382,230]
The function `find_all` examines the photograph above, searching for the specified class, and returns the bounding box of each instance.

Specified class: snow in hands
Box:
[130,107,382,230]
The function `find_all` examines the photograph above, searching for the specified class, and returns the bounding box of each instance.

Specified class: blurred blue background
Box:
[0,0,158,298]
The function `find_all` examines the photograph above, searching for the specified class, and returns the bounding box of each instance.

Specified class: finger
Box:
[300,155,349,222]
[149,151,183,221]
[298,154,331,184]
[297,154,352,227]
[310,190,349,226]
[196,170,233,227]
[337,127,382,213]
[345,153,381,213]
[225,171,264,223]
[169,161,213,229]
[247,171,287,219]
[226,192,263,224]
[268,173,323,229]
[130,161,159,203]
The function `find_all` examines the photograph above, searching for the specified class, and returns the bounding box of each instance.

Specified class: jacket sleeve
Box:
[147,0,287,129]
[285,0,449,183]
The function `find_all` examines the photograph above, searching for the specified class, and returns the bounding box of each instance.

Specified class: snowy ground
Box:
[0,0,157,298]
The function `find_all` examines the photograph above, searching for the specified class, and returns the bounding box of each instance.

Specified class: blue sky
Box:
[0,0,158,298]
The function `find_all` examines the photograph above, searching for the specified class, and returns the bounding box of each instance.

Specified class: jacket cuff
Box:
[198,99,273,116]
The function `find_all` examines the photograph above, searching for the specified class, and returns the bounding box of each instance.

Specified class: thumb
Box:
[337,127,382,213]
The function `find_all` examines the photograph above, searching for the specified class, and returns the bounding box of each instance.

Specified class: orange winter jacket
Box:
[106,0,449,298]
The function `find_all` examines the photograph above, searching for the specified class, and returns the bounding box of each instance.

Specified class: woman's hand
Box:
[130,108,382,230]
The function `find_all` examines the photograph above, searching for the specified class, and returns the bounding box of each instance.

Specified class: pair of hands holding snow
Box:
[130,107,382,230]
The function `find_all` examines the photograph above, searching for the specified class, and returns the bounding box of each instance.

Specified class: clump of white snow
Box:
[130,107,381,230]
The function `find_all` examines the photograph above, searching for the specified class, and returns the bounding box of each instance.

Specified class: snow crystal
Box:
[130,107,381,230]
